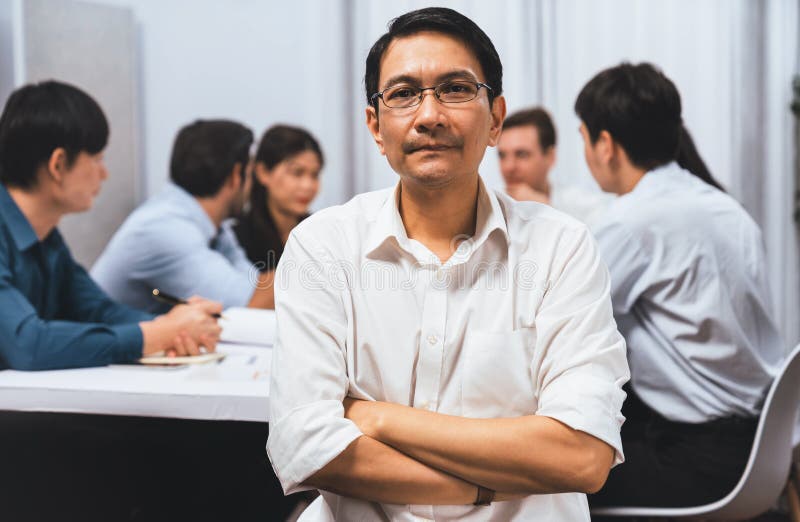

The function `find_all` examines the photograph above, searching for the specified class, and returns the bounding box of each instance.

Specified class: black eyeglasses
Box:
[371,80,493,109]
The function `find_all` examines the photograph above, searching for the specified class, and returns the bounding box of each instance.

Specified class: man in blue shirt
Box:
[0,81,223,370]
[92,120,277,311]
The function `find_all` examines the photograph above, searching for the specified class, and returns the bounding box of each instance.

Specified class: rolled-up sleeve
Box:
[533,226,630,466]
[267,229,362,494]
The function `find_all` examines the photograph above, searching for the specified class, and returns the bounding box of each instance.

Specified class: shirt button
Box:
[427,335,438,346]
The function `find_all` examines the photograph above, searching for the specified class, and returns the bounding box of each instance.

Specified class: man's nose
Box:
[500,157,516,177]
[413,90,447,133]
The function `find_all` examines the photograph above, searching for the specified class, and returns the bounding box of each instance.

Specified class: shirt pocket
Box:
[461,327,538,418]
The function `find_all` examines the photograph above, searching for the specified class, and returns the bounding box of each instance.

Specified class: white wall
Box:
[93,0,350,211]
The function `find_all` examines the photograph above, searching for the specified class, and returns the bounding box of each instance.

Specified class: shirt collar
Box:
[162,183,217,242]
[629,161,685,195]
[0,184,42,252]
[365,177,509,264]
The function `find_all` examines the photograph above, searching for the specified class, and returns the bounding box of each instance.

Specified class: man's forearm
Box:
[304,435,479,505]
[346,401,614,495]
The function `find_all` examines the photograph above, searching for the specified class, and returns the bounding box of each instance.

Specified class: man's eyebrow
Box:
[379,70,481,90]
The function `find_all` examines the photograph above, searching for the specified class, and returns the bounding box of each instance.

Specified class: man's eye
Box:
[441,82,470,94]
[387,87,417,100]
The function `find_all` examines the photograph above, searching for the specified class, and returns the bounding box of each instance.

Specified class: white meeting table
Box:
[0,342,272,422]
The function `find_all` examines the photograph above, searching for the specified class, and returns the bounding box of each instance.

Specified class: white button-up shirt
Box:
[592,163,784,423]
[268,178,629,521]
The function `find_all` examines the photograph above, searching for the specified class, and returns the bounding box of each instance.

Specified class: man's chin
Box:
[402,168,459,188]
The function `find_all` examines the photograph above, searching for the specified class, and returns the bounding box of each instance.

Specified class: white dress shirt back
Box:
[268,178,629,521]
[592,163,784,423]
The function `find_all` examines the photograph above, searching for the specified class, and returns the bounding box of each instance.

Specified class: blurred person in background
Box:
[92,120,278,310]
[577,62,783,508]
[233,124,323,275]
[0,81,221,370]
[498,106,611,226]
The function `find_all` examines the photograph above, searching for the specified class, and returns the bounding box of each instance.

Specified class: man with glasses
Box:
[267,7,629,520]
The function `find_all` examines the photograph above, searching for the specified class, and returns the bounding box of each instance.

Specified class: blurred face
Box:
[366,31,505,188]
[497,125,555,191]
[257,150,321,217]
[58,150,108,212]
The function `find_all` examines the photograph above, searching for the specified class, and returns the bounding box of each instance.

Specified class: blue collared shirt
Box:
[0,185,154,371]
[91,183,255,313]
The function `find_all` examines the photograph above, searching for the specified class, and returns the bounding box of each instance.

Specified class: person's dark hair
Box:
[249,124,324,213]
[0,80,108,190]
[575,62,682,171]
[676,125,725,192]
[503,107,557,151]
[236,125,323,271]
[364,7,503,111]
[170,120,253,197]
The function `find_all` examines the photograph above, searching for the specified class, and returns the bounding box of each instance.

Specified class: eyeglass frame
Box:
[370,81,494,109]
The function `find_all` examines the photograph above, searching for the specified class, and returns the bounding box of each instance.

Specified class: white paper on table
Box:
[218,307,276,346]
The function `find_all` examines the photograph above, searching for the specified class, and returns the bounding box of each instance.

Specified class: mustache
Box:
[402,136,464,154]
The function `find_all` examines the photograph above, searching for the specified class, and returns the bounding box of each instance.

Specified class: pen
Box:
[151,289,224,319]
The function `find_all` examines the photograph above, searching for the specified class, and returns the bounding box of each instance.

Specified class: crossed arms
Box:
[267,227,628,506]
[304,399,616,505]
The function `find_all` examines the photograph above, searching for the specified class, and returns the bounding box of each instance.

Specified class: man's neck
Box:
[532,178,551,197]
[197,197,227,229]
[7,187,62,240]
[398,174,479,263]
[614,164,647,195]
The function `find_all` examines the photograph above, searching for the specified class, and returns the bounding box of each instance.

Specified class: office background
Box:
[0,0,798,346]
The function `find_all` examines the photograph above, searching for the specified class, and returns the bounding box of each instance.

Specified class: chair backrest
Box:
[708,343,800,519]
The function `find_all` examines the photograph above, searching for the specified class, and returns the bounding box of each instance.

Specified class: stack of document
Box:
[218,307,276,347]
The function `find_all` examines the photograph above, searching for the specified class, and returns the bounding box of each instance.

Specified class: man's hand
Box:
[506,183,550,204]
[140,298,223,356]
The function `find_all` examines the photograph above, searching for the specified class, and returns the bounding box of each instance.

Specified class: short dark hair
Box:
[0,80,109,190]
[170,120,253,198]
[574,62,682,171]
[503,107,557,151]
[364,7,503,111]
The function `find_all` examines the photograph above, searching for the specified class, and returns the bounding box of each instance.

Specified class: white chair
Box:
[591,343,800,520]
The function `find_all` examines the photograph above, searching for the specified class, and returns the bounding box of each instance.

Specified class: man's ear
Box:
[365,106,385,156]
[487,95,507,147]
[227,163,242,191]
[596,130,616,166]
[47,148,68,183]
[545,145,557,170]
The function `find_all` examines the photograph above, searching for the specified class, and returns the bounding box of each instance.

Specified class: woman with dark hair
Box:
[233,124,323,273]
[676,125,726,192]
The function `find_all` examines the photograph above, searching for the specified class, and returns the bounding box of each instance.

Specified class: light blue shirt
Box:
[593,163,784,423]
[91,184,255,313]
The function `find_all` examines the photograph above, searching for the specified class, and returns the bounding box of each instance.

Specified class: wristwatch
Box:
[474,485,495,506]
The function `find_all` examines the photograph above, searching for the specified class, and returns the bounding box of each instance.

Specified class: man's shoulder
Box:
[117,196,205,242]
[291,187,394,243]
